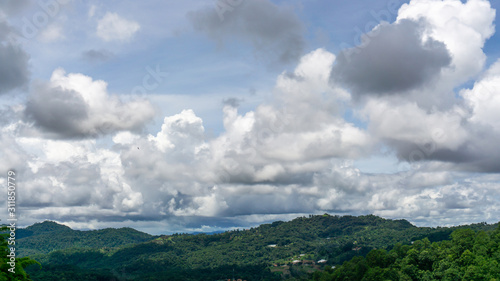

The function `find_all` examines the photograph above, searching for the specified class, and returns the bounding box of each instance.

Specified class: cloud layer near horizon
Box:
[1,0,500,234]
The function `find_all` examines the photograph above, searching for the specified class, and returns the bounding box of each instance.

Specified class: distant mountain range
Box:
[16,214,498,281]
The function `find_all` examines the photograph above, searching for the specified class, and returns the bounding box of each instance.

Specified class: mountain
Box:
[18,221,73,237]
[21,215,498,281]
[16,221,155,258]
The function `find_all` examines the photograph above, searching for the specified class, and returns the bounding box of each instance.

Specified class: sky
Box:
[1,0,500,235]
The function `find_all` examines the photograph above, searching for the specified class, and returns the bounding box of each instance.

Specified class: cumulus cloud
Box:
[25,68,155,138]
[397,0,495,87]
[364,99,469,159]
[340,0,500,173]
[3,0,500,232]
[112,48,373,219]
[148,109,206,155]
[331,0,495,109]
[447,59,500,172]
[96,12,140,42]
[25,82,89,137]
[331,19,451,97]
[0,115,144,224]
[188,0,305,67]
[17,140,143,214]
[201,49,372,186]
[0,117,31,174]
[462,60,500,134]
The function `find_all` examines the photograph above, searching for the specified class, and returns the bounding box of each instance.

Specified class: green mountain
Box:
[18,221,72,237]
[20,215,499,281]
[17,221,155,258]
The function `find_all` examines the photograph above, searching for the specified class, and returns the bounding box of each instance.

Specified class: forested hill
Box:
[313,227,500,280]
[19,215,498,281]
[16,221,155,257]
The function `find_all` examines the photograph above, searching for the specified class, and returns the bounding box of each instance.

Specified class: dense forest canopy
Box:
[312,226,500,281]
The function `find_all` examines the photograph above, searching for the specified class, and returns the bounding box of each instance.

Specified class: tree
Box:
[0,226,40,281]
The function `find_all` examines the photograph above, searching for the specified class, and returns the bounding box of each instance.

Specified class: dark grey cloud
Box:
[25,82,90,138]
[0,21,30,94]
[387,124,500,173]
[222,97,243,108]
[439,193,471,210]
[188,0,305,67]
[221,192,315,217]
[24,70,155,139]
[283,71,305,81]
[436,134,500,173]
[81,49,114,63]
[331,19,451,97]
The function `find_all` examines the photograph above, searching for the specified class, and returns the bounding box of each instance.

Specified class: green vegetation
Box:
[15,215,499,280]
[0,226,40,281]
[312,226,500,280]
[17,221,155,258]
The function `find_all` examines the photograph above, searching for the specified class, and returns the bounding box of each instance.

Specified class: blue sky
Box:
[1,0,500,235]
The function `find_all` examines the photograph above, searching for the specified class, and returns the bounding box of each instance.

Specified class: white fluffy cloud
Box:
[365,100,468,153]
[0,127,144,225]
[96,12,140,42]
[462,59,500,133]
[25,68,155,138]
[107,48,375,219]
[204,49,372,184]
[148,109,205,154]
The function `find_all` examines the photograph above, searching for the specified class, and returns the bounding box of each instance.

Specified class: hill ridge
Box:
[21,214,499,281]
